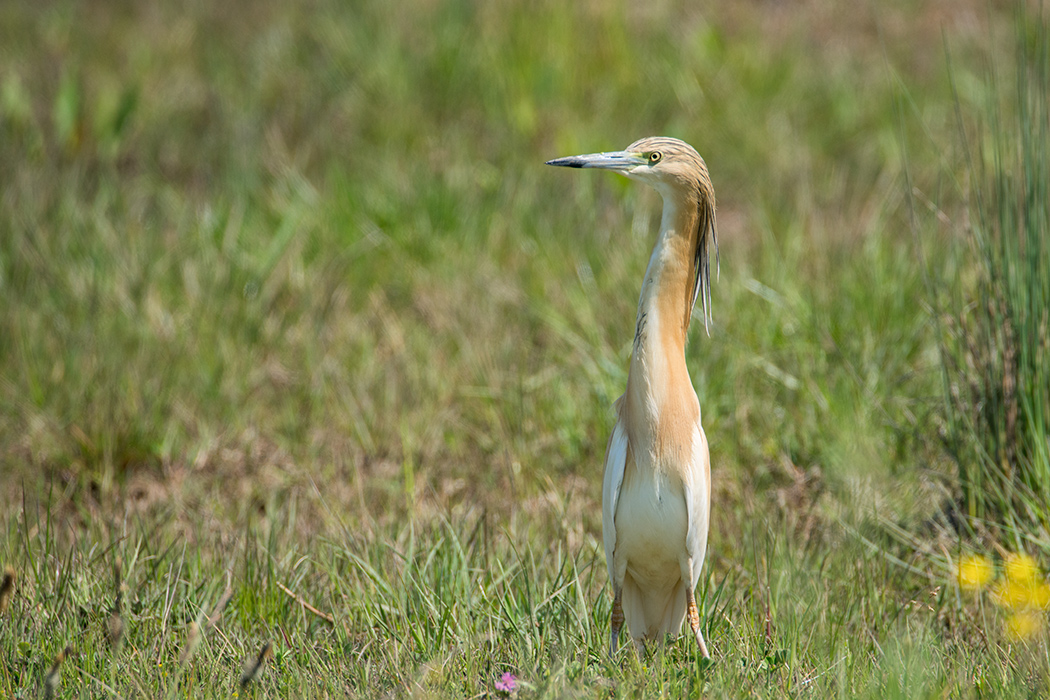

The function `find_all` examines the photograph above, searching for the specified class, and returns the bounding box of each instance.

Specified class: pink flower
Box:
[494,672,517,693]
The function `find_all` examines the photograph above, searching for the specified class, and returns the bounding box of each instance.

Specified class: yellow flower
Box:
[1006,610,1043,640]
[1005,553,1039,585]
[992,579,1033,609]
[957,554,993,591]
[1032,583,1050,609]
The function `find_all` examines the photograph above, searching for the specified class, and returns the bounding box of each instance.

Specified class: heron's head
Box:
[547,136,719,333]
[546,136,711,201]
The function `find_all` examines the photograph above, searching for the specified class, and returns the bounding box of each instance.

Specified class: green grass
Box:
[3,492,1037,698]
[1,0,1049,697]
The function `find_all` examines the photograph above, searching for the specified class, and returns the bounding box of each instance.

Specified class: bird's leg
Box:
[686,588,711,659]
[610,588,624,657]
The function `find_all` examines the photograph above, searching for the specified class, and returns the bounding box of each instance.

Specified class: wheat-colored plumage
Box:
[547,137,717,658]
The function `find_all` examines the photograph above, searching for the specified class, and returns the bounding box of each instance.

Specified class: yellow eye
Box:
[649,152,662,163]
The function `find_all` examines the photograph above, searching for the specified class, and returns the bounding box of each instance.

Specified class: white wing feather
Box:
[601,419,629,586]
[684,424,711,589]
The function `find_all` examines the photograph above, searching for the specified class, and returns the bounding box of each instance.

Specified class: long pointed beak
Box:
[545,150,646,170]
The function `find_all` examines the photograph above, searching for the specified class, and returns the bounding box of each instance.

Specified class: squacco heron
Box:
[547,137,717,659]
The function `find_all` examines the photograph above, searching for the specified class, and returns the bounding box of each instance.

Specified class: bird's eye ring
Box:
[649,151,662,163]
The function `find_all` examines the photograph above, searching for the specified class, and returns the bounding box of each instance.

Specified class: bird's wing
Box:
[601,417,629,586]
[684,423,712,589]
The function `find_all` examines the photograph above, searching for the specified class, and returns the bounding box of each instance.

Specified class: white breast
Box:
[613,465,688,591]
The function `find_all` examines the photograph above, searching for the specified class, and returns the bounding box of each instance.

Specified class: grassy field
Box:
[2,0,1049,697]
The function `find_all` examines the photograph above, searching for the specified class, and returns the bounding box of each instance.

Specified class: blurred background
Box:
[0,0,991,530]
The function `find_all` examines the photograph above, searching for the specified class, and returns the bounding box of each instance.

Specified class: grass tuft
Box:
[941,5,1050,536]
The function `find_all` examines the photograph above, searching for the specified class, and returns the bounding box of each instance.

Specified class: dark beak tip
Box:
[546,157,583,168]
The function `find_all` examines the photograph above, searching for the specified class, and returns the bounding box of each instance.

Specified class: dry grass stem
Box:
[42,646,72,700]
[179,622,201,667]
[240,641,273,689]
[205,571,234,632]
[277,581,335,624]
[0,566,13,615]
